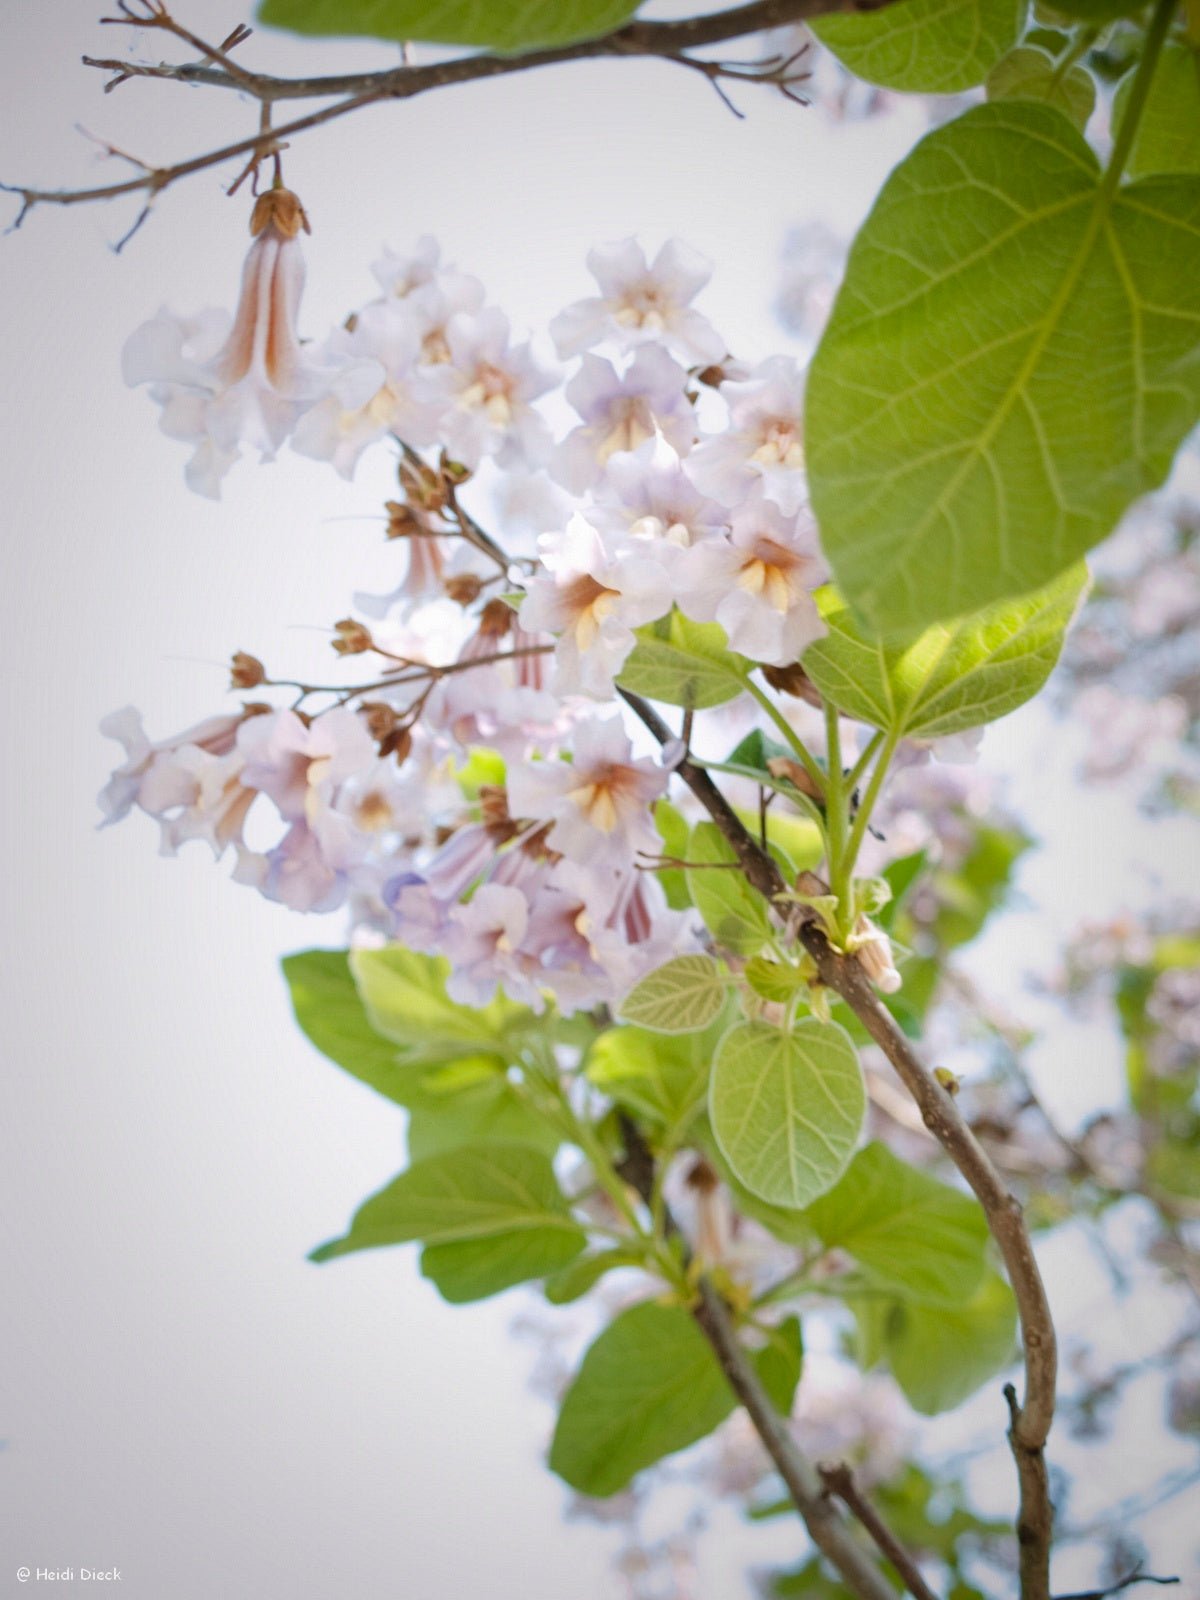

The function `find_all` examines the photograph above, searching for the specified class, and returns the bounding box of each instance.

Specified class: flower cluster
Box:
[107,217,899,1012]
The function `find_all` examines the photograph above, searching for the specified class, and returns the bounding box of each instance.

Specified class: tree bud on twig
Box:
[229,650,265,689]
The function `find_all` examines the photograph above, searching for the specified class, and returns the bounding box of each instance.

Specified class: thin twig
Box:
[1053,1563,1180,1599]
[819,1462,942,1600]
[618,685,1059,1600]
[7,0,899,230]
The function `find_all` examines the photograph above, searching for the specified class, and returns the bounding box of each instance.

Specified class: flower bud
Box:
[361,701,399,743]
[851,914,902,994]
[477,598,516,640]
[762,661,824,706]
[229,650,265,690]
[384,499,422,539]
[444,573,484,607]
[332,618,374,656]
[249,186,310,241]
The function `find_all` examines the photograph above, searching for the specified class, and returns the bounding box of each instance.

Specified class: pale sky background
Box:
[0,4,1196,1598]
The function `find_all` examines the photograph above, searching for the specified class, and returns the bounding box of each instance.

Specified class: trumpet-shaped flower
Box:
[550,237,725,365]
[506,716,668,871]
[554,348,696,493]
[518,515,671,698]
[686,355,808,515]
[676,493,827,665]
[124,189,381,496]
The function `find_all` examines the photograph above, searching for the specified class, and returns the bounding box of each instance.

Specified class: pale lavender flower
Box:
[550,237,725,365]
[553,348,696,493]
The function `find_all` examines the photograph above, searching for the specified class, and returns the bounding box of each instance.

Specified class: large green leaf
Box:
[549,1303,801,1495]
[282,949,416,1106]
[805,1142,988,1304]
[813,0,1022,93]
[618,612,749,710]
[310,1143,584,1262]
[686,821,773,957]
[618,954,727,1035]
[1113,40,1200,180]
[350,946,535,1069]
[257,0,639,51]
[709,1020,866,1208]
[883,1271,1019,1413]
[807,101,1200,632]
[801,566,1085,739]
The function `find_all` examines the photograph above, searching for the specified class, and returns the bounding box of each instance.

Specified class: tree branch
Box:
[619,685,1059,1600]
[614,1115,902,1600]
[5,0,899,231]
[818,1462,942,1600]
[692,1282,902,1600]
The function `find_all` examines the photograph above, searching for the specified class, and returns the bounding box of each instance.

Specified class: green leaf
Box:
[618,611,749,709]
[257,0,639,51]
[619,954,727,1034]
[1113,40,1200,179]
[686,821,772,957]
[801,567,1085,739]
[550,1302,736,1494]
[807,101,1200,632]
[405,1065,558,1161]
[884,1271,1019,1413]
[420,1227,584,1303]
[709,1020,866,1208]
[755,1315,804,1415]
[549,1302,801,1494]
[310,1143,584,1262]
[987,45,1097,132]
[805,1142,989,1304]
[543,1247,646,1305]
[745,957,810,1003]
[282,949,417,1106]
[586,1019,720,1133]
[812,0,1023,92]
[351,946,535,1069]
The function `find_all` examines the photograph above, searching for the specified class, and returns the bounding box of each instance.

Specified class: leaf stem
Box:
[823,703,850,930]
[1103,0,1179,195]
[842,731,899,888]
[746,676,828,798]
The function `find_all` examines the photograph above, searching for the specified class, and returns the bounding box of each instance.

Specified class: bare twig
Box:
[618,685,1059,1600]
[1053,1562,1180,1599]
[819,1462,942,1600]
[6,0,898,231]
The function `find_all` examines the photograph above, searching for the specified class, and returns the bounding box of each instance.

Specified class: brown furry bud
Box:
[762,661,823,706]
[332,618,373,656]
[361,701,399,743]
[380,725,413,765]
[229,650,265,690]
[384,499,422,539]
[478,598,515,639]
[444,573,484,607]
[767,755,825,804]
[249,186,310,240]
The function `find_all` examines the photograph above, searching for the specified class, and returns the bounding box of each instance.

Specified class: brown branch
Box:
[618,685,1059,1600]
[614,1117,900,1600]
[692,1283,900,1600]
[6,0,898,231]
[819,1462,942,1600]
